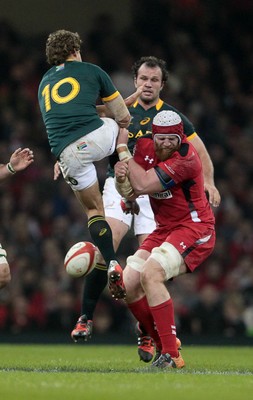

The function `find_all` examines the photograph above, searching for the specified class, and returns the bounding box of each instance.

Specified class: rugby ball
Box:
[64,241,99,278]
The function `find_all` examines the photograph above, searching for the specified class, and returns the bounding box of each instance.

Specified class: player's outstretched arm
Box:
[96,86,144,117]
[0,148,34,180]
[123,85,144,107]
[190,135,221,207]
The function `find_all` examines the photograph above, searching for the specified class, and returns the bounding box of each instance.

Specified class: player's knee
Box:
[123,264,144,303]
[140,264,156,288]
[149,242,183,281]
[126,254,146,273]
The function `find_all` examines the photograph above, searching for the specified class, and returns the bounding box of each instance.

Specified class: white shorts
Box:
[59,118,119,191]
[103,177,156,236]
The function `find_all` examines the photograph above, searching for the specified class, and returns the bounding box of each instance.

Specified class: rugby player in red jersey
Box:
[113,110,215,369]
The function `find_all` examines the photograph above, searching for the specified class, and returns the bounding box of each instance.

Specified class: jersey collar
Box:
[132,98,164,109]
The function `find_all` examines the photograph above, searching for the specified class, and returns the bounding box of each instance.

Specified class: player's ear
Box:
[134,78,138,89]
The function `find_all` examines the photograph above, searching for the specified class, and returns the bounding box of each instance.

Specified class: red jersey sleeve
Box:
[133,137,154,170]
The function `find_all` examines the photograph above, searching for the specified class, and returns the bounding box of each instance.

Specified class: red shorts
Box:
[139,224,215,272]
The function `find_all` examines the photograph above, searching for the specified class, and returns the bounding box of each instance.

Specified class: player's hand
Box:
[97,85,144,117]
[120,198,140,215]
[204,183,221,207]
[54,161,61,180]
[124,85,144,107]
[9,148,34,172]
[114,161,128,182]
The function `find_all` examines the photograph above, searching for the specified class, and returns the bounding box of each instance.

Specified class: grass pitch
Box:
[0,344,252,400]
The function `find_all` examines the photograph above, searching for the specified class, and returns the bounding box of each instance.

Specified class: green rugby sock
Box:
[88,215,118,266]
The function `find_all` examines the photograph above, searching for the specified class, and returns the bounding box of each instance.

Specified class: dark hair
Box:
[46,29,82,66]
[131,56,169,83]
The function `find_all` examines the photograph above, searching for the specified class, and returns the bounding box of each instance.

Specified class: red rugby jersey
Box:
[133,137,215,229]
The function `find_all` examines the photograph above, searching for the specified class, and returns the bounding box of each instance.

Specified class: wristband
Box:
[116,144,133,162]
[7,162,16,174]
[0,246,7,257]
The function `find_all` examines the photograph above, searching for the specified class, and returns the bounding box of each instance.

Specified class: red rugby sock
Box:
[150,298,178,357]
[128,296,162,350]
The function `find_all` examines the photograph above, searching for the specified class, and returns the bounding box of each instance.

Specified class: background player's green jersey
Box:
[38,61,119,158]
[107,99,196,177]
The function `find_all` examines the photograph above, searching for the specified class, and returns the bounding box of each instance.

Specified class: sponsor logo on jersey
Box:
[140,117,151,125]
[144,155,154,164]
[150,190,172,199]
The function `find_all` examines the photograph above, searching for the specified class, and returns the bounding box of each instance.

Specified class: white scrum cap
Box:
[152,110,184,143]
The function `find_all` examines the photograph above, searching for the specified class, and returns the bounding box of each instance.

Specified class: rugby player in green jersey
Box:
[38,29,131,301]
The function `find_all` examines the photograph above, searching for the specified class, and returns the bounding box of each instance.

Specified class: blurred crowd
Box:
[0,0,253,341]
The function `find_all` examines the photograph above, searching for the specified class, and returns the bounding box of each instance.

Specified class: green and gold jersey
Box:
[107,99,197,177]
[38,61,119,158]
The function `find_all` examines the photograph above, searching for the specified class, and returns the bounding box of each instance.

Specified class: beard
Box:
[140,93,156,105]
[155,146,175,161]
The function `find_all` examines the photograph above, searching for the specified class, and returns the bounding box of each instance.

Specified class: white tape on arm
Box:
[116,144,133,162]
[0,246,7,264]
[105,96,130,128]
[114,176,135,198]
